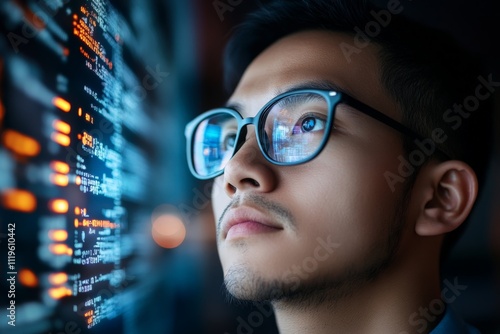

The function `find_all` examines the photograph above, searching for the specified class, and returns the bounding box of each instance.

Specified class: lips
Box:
[221,206,283,240]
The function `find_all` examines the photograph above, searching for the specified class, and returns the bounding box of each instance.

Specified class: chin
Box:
[223,265,289,302]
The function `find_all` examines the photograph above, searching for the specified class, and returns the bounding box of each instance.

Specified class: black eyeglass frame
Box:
[185,89,446,180]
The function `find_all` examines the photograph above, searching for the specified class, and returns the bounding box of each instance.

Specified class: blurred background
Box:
[0,0,498,333]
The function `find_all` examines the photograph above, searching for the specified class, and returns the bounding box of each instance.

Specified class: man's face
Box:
[212,30,411,303]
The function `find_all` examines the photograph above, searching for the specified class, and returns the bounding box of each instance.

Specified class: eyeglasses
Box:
[185,89,431,180]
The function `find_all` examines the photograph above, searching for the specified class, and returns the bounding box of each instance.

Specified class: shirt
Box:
[430,307,481,334]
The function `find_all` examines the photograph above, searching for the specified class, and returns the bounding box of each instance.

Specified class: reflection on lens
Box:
[264,92,329,163]
[193,113,238,176]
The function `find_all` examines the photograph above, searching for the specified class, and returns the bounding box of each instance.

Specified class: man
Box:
[185,0,493,332]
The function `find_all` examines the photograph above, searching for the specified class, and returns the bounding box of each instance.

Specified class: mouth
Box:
[222,206,284,241]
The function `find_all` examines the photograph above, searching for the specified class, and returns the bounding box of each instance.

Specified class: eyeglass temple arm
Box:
[341,94,451,160]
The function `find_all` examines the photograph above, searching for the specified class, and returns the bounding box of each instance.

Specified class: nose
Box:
[222,131,277,197]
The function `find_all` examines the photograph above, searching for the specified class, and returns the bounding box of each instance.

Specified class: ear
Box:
[414,161,478,236]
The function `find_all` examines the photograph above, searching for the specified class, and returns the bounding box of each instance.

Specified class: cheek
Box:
[211,177,230,222]
[319,129,404,208]
[283,136,404,260]
[292,136,402,210]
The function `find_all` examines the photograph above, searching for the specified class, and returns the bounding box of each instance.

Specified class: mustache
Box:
[217,193,296,236]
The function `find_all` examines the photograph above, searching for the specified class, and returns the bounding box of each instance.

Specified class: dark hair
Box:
[223,0,494,255]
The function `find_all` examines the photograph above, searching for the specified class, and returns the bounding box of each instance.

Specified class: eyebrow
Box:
[274,79,356,97]
[225,101,244,113]
[275,80,391,124]
[224,79,357,114]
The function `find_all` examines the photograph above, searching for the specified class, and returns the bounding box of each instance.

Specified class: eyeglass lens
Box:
[192,92,330,177]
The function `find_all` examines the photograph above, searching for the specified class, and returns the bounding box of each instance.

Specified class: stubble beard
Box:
[221,183,412,310]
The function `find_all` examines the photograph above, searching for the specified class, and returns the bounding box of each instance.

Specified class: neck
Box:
[272,244,443,334]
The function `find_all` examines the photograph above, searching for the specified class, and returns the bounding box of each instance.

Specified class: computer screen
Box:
[0,0,184,332]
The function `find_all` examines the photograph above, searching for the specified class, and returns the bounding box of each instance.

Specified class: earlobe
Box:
[415,161,478,236]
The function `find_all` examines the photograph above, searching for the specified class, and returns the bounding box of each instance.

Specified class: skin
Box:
[211,30,477,334]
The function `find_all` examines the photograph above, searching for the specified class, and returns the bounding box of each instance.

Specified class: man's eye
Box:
[223,133,236,150]
[292,115,326,134]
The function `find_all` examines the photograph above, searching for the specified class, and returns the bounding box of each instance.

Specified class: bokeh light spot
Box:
[151,214,186,249]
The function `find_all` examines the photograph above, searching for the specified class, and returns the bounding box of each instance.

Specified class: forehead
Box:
[229,30,399,120]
